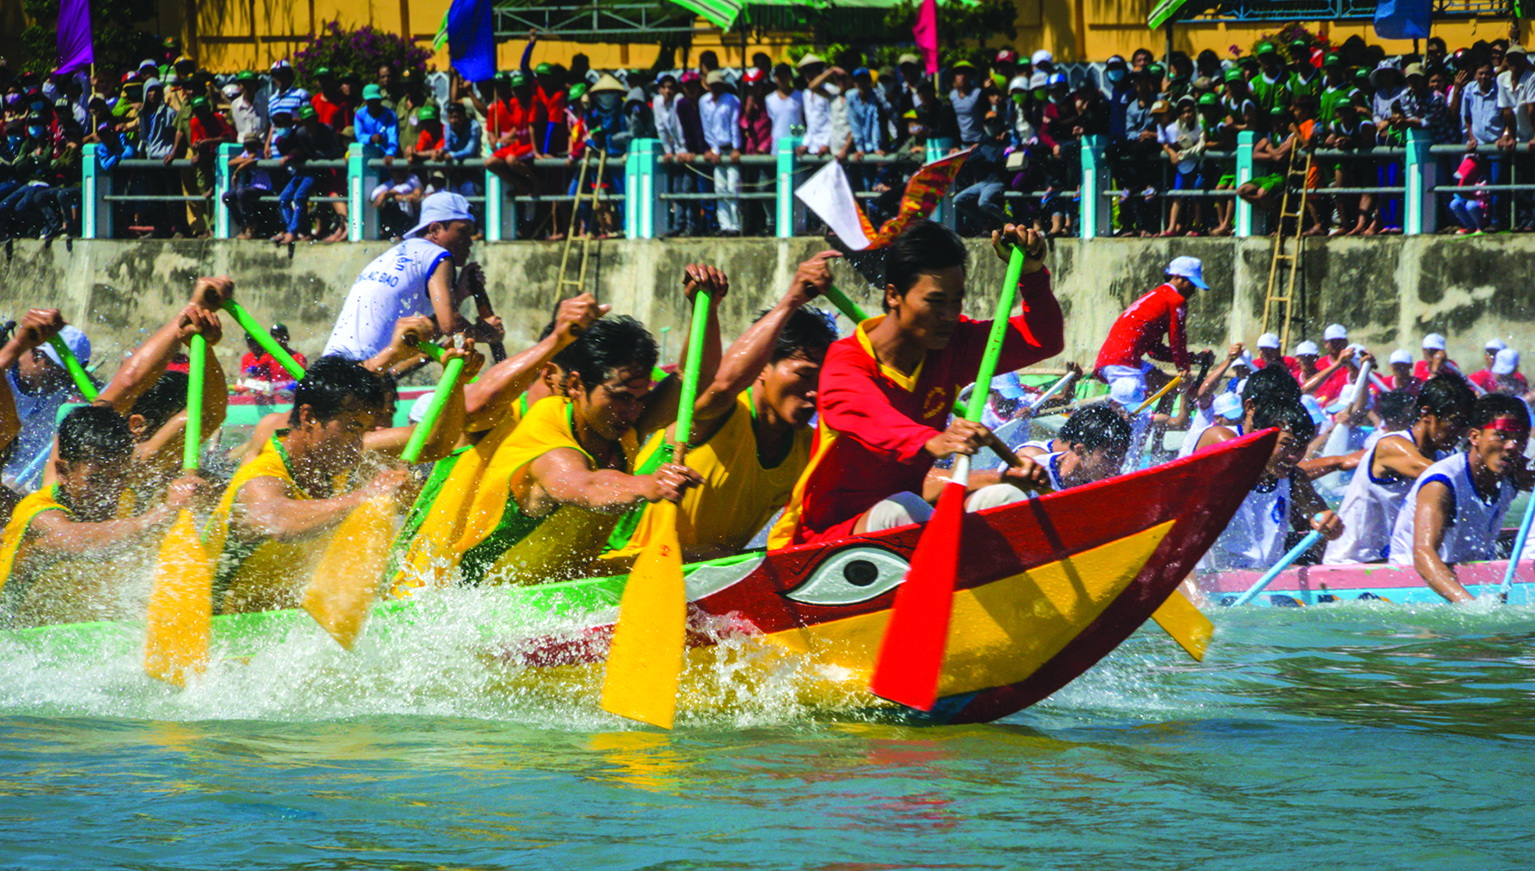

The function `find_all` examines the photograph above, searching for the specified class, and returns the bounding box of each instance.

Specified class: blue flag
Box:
[447,0,496,83]
[1374,0,1431,40]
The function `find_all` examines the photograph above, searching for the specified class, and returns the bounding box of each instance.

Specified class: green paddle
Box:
[47,336,98,400]
[222,300,305,379]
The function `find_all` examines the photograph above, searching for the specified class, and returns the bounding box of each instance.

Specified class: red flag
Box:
[914,0,939,76]
[866,148,969,248]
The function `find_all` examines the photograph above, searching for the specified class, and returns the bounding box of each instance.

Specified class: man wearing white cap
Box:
[1093,255,1209,403]
[1,312,82,492]
[1253,332,1292,371]
[324,192,503,362]
[1385,348,1421,394]
[1469,339,1515,394]
[1413,332,1457,381]
[1485,348,1528,396]
[1289,340,1320,384]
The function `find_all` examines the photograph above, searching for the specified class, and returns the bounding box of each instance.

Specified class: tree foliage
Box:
[19,0,159,74]
[292,20,433,89]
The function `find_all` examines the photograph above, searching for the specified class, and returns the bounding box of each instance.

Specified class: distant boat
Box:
[1195,560,1535,607]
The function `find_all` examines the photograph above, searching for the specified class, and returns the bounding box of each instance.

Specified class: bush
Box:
[292,20,432,90]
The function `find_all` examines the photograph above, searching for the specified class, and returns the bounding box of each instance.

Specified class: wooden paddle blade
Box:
[302,497,396,650]
[144,510,214,687]
[1150,589,1214,662]
[602,501,687,729]
[869,480,966,711]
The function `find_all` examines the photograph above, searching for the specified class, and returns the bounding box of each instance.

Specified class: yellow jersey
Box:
[452,396,637,586]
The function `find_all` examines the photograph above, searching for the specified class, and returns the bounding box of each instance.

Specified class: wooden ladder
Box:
[1260,143,1313,351]
[556,148,608,297]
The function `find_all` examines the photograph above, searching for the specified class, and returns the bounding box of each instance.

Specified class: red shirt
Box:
[535,88,568,154]
[1385,373,1422,394]
[1470,368,1528,395]
[488,97,535,157]
[775,269,1063,546]
[1254,354,1295,371]
[188,112,234,147]
[1093,282,1189,375]
[414,124,445,153]
[1413,358,1457,381]
[311,92,352,130]
[241,350,306,382]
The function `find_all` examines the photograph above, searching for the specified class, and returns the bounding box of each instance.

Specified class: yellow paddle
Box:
[601,290,711,728]
[143,333,216,686]
[302,351,468,649]
[1132,373,1184,416]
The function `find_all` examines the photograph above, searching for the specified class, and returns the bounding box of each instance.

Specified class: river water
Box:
[2,597,1532,869]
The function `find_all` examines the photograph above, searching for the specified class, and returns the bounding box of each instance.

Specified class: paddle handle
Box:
[48,336,97,400]
[966,248,1026,427]
[1500,492,1535,596]
[823,285,870,324]
[1132,374,1183,416]
[1370,372,1391,393]
[223,300,305,380]
[1027,371,1076,412]
[673,291,713,454]
[1231,515,1326,607]
[400,356,466,465]
[184,334,206,472]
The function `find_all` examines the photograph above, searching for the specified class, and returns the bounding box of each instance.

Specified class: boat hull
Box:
[1195,560,1535,606]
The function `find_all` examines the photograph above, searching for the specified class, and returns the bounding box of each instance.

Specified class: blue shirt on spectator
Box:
[1461,82,1506,144]
[139,103,177,158]
[950,86,985,144]
[847,87,886,152]
[445,119,481,160]
[267,85,310,121]
[95,136,135,171]
[1108,83,1136,139]
[354,104,400,156]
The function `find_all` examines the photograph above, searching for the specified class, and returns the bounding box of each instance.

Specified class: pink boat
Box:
[1193,561,1534,606]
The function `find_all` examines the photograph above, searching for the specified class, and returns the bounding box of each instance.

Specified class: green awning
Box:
[667,0,930,32]
[1148,0,1219,29]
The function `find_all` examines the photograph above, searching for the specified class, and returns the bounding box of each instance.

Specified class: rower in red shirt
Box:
[1414,333,1458,382]
[768,221,1063,548]
[1093,256,1207,399]
[1253,332,1294,372]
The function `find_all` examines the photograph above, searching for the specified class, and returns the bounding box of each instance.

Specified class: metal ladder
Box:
[1259,142,1313,352]
[556,148,608,297]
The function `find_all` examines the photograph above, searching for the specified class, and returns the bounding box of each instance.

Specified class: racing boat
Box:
[1194,559,1535,607]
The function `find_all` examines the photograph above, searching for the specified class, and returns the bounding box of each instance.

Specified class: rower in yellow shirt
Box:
[605,252,840,562]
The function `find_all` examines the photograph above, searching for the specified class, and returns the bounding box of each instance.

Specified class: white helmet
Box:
[1008,75,1031,92]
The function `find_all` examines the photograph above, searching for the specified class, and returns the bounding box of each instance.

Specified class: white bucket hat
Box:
[405,192,475,239]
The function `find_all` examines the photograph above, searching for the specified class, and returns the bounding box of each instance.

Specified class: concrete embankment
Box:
[2,235,1531,372]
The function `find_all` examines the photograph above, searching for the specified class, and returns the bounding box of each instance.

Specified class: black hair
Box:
[1241,364,1301,408]
[289,355,385,426]
[552,316,657,391]
[773,63,792,79]
[1469,393,1531,430]
[760,307,837,363]
[58,405,133,464]
[1059,404,1132,453]
[129,371,189,439]
[658,74,677,87]
[1416,374,1475,421]
[1376,390,1418,425]
[377,372,399,399]
[883,219,967,307]
[1251,397,1316,443]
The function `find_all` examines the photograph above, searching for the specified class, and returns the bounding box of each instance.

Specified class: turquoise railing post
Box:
[484,165,514,241]
[213,142,239,239]
[624,138,660,239]
[1404,127,1437,236]
[347,143,380,242]
[1235,131,1257,238]
[925,139,956,229]
[80,148,109,240]
[1079,134,1110,240]
[775,136,802,238]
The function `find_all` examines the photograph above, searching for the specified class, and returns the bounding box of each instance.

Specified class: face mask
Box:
[907,123,925,137]
[26,126,45,139]
[1011,93,1026,105]
[1107,69,1125,85]
[823,83,841,97]
[595,93,620,110]
[1033,89,1047,100]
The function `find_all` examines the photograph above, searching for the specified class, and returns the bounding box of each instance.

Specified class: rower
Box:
[0,311,68,518]
[1253,332,1291,371]
[1198,397,1343,572]
[0,407,204,627]
[323,192,504,361]
[606,253,839,562]
[205,353,473,613]
[1193,364,1300,453]
[1323,376,1475,565]
[1179,391,1243,459]
[1385,348,1421,394]
[451,315,705,586]
[1413,333,1456,382]
[1032,405,1132,491]
[1467,338,1507,394]
[768,220,1064,548]
[1093,255,1206,403]
[1388,394,1533,602]
[1289,340,1320,386]
[1,314,89,493]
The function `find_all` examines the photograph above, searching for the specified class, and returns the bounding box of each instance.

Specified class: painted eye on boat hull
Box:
[783,547,909,606]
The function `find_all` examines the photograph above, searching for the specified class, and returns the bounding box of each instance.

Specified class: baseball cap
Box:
[1212,392,1243,420]
[39,325,91,370]
[405,191,476,239]
[270,59,293,72]
[1403,62,1426,79]
[1300,395,1326,426]
[1109,377,1146,409]
[295,104,317,121]
[680,70,702,84]
[416,103,438,121]
[221,83,241,99]
[1149,98,1173,114]
[1323,323,1348,341]
[1257,332,1280,349]
[1028,72,1049,89]
[743,67,765,84]
[534,62,554,75]
[1493,348,1520,375]
[1389,349,1413,365]
[1047,72,1068,87]
[1008,75,1030,92]
[1233,351,1254,370]
[1224,68,1245,83]
[138,58,157,70]
[1031,49,1054,66]
[1295,341,1320,356]
[1198,92,1220,106]
[898,53,920,67]
[1485,338,1508,352]
[315,66,334,78]
[1166,255,1208,289]
[1255,42,1278,57]
[1105,54,1127,68]
[1422,333,1447,351]
[509,72,528,88]
[362,83,383,100]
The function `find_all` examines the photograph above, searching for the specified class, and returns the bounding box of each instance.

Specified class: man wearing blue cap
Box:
[1,311,80,492]
[324,191,503,361]
[1093,254,1209,402]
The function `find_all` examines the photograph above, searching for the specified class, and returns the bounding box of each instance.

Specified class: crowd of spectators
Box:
[7,25,1535,240]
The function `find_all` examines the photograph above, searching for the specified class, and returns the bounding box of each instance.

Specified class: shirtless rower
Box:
[1322,376,1475,564]
[769,220,1063,548]
[1388,394,1533,602]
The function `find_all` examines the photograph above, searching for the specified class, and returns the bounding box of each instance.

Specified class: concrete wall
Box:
[2,235,1533,377]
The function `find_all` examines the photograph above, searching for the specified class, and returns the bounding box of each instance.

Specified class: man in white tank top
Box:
[1389,394,1534,602]
[1324,377,1475,564]
[1031,405,1131,492]
[324,192,504,361]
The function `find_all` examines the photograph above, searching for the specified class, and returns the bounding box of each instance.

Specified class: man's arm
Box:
[362,344,481,462]
[136,334,229,462]
[1300,348,1355,394]
[1410,479,1476,602]
[233,468,407,541]
[27,475,200,555]
[988,225,1065,370]
[633,265,731,440]
[98,277,232,414]
[425,256,466,336]
[521,448,701,516]
[463,294,607,431]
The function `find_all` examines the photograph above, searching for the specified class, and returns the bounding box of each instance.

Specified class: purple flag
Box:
[55,0,94,77]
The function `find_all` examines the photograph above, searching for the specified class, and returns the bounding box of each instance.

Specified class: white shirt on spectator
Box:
[826,89,852,155]
[1158,118,1203,173]
[370,175,423,215]
[323,238,453,361]
[229,93,268,142]
[653,93,684,154]
[803,89,831,152]
[1497,68,1535,140]
[699,91,742,152]
[1372,85,1405,125]
[766,89,805,145]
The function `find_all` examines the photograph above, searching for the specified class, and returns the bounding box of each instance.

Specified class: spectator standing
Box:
[1159,96,1206,236]
[740,68,774,233]
[676,71,710,235]
[1288,40,1322,101]
[847,67,887,192]
[950,61,987,146]
[798,54,831,156]
[1117,68,1164,236]
[894,54,924,118]
[484,72,536,197]
[1251,44,1292,119]
[765,64,805,145]
[1104,55,1134,141]
[651,74,688,235]
[1398,63,1459,144]
[700,70,742,236]
[310,67,352,133]
[229,70,268,143]
[1496,45,1535,229]
[1462,63,1509,226]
